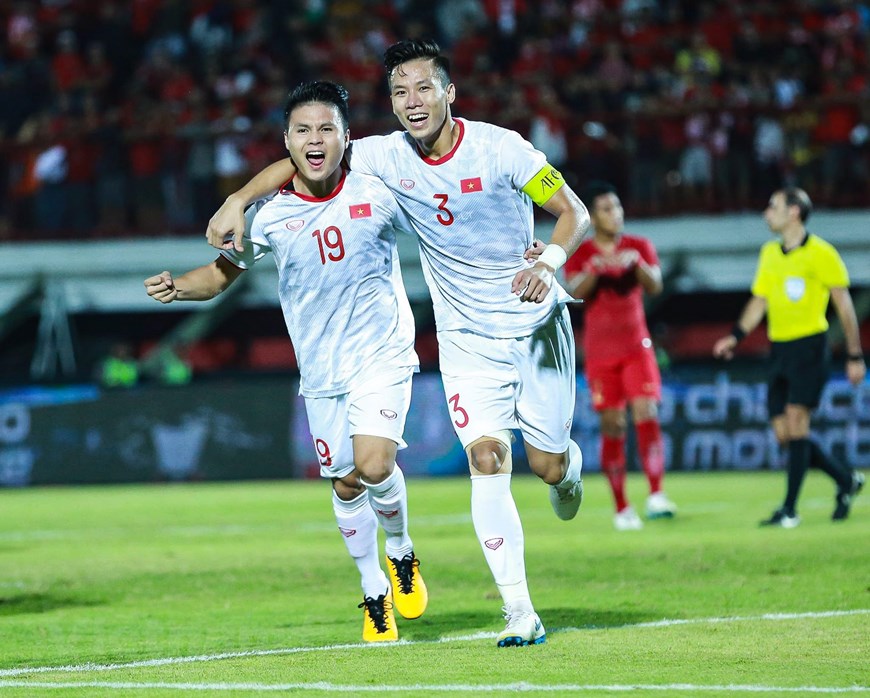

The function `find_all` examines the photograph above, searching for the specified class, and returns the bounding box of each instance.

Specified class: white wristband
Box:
[537,244,567,271]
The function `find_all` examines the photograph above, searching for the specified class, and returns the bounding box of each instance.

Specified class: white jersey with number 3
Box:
[220,170,418,398]
[350,118,570,339]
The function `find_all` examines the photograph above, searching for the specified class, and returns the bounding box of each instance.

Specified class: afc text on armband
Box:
[524,165,565,206]
[539,168,563,193]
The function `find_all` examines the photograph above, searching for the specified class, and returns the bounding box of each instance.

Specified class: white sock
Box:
[558,439,583,489]
[470,473,531,608]
[362,465,413,560]
[332,490,388,599]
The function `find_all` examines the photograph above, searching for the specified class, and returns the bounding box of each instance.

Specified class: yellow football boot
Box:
[359,590,398,642]
[385,553,428,620]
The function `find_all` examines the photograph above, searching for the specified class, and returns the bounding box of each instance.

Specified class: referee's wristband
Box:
[537,244,568,271]
[730,325,747,343]
[847,353,864,362]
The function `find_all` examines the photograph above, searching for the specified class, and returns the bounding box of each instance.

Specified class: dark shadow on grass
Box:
[395,607,657,642]
[0,593,104,616]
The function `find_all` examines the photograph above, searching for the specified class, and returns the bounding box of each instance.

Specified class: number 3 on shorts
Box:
[448,393,469,428]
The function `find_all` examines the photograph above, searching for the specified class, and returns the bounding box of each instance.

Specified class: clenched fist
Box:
[144,271,178,303]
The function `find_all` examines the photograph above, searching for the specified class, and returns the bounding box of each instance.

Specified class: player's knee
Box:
[355,454,394,485]
[352,435,399,484]
[528,450,565,485]
[333,474,365,500]
[467,432,512,476]
[631,399,658,423]
[600,412,626,437]
[784,408,810,437]
[770,416,787,444]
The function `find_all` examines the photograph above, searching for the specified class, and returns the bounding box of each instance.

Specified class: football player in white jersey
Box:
[144,81,428,643]
[204,40,590,648]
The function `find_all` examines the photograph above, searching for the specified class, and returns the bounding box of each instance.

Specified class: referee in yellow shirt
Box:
[713,187,866,527]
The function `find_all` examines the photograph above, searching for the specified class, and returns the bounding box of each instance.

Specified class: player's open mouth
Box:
[306,151,326,167]
[407,113,428,127]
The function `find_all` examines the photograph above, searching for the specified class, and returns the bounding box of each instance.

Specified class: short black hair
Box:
[384,39,451,89]
[283,81,350,131]
[780,186,813,222]
[581,180,618,208]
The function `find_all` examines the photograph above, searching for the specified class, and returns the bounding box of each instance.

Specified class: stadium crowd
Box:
[1,0,868,240]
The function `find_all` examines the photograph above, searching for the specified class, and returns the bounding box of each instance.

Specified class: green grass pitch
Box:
[0,471,867,697]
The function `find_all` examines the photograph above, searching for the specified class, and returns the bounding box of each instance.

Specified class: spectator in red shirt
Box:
[51,30,87,94]
[564,181,676,530]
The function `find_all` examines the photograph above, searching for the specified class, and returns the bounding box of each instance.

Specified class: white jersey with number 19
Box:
[350,118,571,339]
[221,170,418,398]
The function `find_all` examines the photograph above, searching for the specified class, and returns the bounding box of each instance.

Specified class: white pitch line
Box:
[0,680,866,693]
[1,609,867,679]
[559,608,870,631]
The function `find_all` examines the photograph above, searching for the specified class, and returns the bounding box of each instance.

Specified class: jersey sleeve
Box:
[497,130,551,195]
[637,237,659,266]
[817,241,850,288]
[347,136,384,178]
[750,245,772,298]
[220,199,271,270]
[495,129,565,206]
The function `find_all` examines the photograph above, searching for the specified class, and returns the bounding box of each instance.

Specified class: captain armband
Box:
[521,164,565,206]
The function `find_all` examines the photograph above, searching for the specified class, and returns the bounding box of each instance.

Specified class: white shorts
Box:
[304,367,414,479]
[437,304,575,453]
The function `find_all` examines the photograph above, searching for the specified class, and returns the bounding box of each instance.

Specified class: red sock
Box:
[636,419,664,494]
[601,435,628,512]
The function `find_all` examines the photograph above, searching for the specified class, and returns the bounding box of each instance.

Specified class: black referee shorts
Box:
[767,331,829,418]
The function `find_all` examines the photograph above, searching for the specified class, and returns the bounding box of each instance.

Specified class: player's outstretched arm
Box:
[512,186,590,303]
[830,286,866,386]
[206,158,297,252]
[712,295,766,360]
[144,257,244,303]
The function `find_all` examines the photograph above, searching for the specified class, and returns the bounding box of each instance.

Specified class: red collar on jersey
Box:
[416,118,465,166]
[279,168,348,202]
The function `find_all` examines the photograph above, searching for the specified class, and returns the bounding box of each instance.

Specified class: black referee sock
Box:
[783,438,811,514]
[808,440,853,491]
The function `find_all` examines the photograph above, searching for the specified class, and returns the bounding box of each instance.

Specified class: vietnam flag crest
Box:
[350,203,372,219]
[460,177,483,193]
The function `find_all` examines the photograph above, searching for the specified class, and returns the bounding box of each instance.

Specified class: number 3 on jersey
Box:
[448,393,469,428]
[433,194,454,226]
[312,226,345,264]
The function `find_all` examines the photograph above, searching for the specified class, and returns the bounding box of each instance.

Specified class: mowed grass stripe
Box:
[1,472,866,696]
[0,680,868,694]
[2,609,866,678]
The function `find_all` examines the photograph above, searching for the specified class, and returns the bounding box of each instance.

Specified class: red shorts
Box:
[585,344,661,411]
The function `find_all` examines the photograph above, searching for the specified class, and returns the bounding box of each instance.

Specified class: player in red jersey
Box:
[564,181,676,530]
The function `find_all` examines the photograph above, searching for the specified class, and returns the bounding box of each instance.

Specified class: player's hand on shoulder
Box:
[144,271,178,303]
[206,195,246,252]
[512,263,554,303]
[712,335,737,360]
